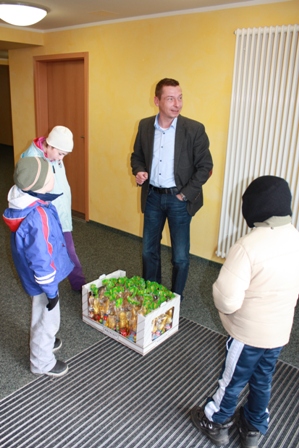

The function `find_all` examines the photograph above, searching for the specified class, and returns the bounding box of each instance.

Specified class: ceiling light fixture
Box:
[0,2,48,26]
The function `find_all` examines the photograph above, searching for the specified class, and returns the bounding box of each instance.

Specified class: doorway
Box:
[34,52,89,220]
[0,64,13,146]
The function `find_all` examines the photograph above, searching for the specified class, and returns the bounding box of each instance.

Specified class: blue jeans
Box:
[204,337,283,434]
[142,189,192,299]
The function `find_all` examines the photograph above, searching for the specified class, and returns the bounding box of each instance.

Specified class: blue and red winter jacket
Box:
[3,185,74,298]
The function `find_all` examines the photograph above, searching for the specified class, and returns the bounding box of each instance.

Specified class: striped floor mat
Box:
[1,317,299,448]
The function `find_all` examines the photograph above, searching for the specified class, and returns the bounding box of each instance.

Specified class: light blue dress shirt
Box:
[150,115,177,188]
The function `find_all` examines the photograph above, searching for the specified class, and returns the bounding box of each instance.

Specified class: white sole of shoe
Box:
[45,365,69,378]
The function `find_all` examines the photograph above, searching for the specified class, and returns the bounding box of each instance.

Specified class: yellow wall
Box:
[0,25,44,46]
[6,0,299,263]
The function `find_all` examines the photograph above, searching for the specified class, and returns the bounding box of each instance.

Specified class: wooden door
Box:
[34,53,89,220]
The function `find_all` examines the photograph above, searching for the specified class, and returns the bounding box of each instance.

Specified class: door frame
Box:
[33,52,89,221]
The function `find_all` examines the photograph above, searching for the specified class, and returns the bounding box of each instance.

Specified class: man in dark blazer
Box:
[131,78,213,300]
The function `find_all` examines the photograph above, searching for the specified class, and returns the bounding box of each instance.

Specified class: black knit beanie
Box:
[242,175,292,228]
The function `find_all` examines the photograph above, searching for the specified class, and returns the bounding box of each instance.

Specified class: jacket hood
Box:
[7,185,38,209]
[3,186,42,232]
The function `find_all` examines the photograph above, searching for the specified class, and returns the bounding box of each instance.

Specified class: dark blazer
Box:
[131,114,213,216]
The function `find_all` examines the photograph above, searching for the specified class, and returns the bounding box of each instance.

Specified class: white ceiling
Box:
[0,0,281,31]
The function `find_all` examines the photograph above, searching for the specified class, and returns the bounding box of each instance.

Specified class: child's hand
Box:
[46,295,59,311]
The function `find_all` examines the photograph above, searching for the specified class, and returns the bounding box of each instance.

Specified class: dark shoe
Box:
[191,406,233,446]
[53,338,62,352]
[45,360,68,377]
[238,407,260,448]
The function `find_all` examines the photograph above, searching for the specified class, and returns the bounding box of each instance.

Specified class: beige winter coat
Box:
[213,217,299,348]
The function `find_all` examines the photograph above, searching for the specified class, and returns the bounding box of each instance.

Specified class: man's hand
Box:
[136,172,148,185]
[177,193,187,201]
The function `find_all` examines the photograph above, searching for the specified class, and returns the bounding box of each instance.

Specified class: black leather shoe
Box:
[45,360,68,377]
[191,406,233,446]
[238,407,260,448]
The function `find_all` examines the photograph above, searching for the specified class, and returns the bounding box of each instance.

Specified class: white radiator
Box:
[216,24,299,258]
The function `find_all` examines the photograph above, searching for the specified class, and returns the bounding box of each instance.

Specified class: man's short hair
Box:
[155,78,180,99]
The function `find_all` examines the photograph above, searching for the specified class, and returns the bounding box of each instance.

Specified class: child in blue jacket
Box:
[3,157,74,377]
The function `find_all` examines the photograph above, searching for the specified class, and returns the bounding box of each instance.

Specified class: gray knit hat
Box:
[14,157,50,191]
[46,125,73,152]
[242,175,292,228]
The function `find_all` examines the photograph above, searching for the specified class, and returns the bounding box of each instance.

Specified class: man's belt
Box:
[149,185,179,195]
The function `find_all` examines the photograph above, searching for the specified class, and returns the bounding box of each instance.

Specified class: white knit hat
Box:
[46,126,74,152]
